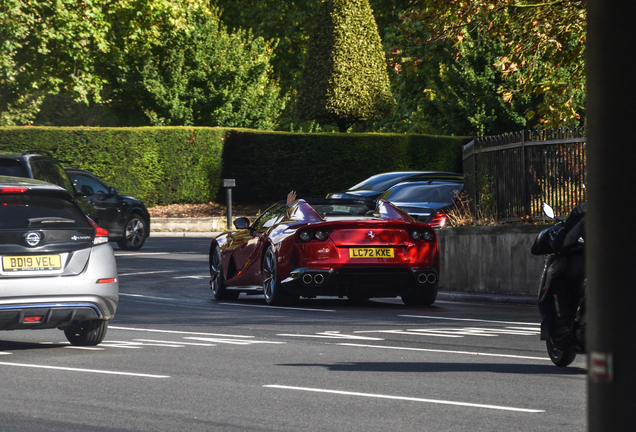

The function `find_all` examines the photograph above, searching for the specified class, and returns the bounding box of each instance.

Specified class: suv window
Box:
[0,159,27,177]
[0,195,91,229]
[30,159,75,195]
[71,173,109,195]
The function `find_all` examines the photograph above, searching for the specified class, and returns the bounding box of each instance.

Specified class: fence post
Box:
[521,130,530,216]
[462,140,476,217]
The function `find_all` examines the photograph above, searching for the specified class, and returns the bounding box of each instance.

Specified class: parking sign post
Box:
[223,179,235,230]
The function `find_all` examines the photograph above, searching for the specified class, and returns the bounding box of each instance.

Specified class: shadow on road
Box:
[0,340,66,352]
[278,361,586,375]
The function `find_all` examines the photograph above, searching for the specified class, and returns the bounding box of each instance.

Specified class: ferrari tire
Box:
[262,246,289,306]
[210,246,239,300]
[546,338,576,367]
[347,293,370,304]
[401,286,438,307]
[64,320,108,346]
[117,214,147,251]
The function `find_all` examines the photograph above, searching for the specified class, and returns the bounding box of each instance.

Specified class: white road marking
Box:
[278,331,383,341]
[133,339,216,347]
[115,252,170,256]
[0,361,169,378]
[400,315,540,326]
[0,352,12,355]
[118,270,177,276]
[110,326,255,338]
[115,252,200,256]
[173,275,209,279]
[64,346,104,351]
[338,343,550,361]
[120,293,175,300]
[353,327,539,338]
[185,337,285,345]
[353,329,464,338]
[220,302,336,312]
[264,385,544,413]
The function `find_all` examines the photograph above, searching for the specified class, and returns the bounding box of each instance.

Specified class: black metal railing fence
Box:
[463,128,587,221]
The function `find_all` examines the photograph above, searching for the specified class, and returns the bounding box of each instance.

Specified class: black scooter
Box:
[531,203,585,367]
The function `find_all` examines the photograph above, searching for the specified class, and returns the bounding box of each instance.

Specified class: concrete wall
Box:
[437,225,547,297]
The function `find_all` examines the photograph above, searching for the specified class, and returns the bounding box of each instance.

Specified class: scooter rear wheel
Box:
[546,338,577,367]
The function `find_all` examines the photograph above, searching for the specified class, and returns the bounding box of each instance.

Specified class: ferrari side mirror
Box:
[233,217,251,230]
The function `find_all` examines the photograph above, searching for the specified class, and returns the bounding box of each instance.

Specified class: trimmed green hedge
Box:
[0,127,224,206]
[0,127,469,206]
[221,130,468,204]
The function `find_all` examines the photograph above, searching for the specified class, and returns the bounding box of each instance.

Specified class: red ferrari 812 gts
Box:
[209,198,440,306]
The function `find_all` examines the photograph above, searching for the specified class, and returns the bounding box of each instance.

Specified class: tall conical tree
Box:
[297,0,394,132]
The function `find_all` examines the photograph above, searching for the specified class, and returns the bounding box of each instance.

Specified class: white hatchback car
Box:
[0,176,118,346]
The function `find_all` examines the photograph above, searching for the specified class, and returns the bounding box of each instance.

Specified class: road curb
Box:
[438,291,536,306]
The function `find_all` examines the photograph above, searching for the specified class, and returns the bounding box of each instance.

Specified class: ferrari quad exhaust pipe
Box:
[302,273,326,285]
[417,273,437,284]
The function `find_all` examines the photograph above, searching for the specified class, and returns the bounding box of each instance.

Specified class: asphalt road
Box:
[0,238,586,432]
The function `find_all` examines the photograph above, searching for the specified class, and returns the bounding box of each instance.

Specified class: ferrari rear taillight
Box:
[88,217,110,244]
[298,229,332,242]
[411,229,435,242]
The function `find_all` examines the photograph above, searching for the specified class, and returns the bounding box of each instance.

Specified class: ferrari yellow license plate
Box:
[349,248,394,258]
[2,255,62,271]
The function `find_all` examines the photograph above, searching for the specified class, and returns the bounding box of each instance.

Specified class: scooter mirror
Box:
[542,202,555,219]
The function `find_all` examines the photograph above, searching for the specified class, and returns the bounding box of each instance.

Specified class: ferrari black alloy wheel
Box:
[117,214,147,251]
[546,338,577,367]
[210,246,239,300]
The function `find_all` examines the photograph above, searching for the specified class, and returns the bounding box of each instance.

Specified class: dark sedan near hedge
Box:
[326,171,463,201]
[209,198,440,306]
[378,180,464,229]
[65,168,150,251]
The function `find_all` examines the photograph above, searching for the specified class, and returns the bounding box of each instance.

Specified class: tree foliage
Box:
[1,0,286,128]
[100,3,286,128]
[0,0,110,125]
[394,0,586,128]
[297,0,395,132]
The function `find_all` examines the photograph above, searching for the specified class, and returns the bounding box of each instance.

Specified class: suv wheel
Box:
[64,320,108,346]
[117,214,147,250]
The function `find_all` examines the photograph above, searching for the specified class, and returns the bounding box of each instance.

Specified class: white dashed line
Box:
[400,315,540,326]
[0,361,169,378]
[264,385,544,413]
[119,293,175,300]
[118,270,176,276]
[337,343,549,361]
[220,302,336,312]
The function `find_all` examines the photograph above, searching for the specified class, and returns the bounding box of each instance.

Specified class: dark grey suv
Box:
[0,176,118,346]
[0,150,97,220]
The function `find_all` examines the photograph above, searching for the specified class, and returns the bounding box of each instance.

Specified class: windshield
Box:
[311,203,374,217]
[380,184,462,204]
